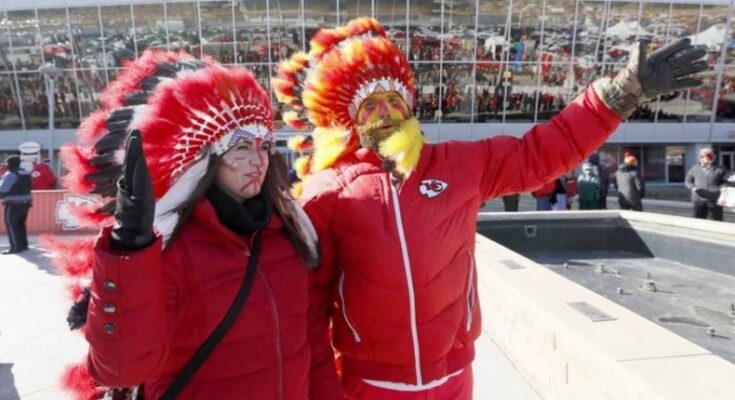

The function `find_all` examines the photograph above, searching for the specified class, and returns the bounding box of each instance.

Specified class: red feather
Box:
[40,235,96,278]
[66,282,85,302]
[76,110,109,145]
[61,360,103,400]
[59,145,96,194]
[66,204,115,228]
[103,50,197,109]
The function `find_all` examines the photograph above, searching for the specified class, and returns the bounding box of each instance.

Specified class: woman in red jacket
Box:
[56,51,341,399]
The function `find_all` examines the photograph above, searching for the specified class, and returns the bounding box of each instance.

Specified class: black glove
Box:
[695,188,720,202]
[111,130,155,250]
[594,38,708,119]
[636,38,708,98]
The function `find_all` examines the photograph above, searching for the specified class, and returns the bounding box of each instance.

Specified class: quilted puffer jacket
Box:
[302,86,621,388]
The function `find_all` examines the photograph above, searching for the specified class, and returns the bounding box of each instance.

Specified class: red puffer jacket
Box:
[302,87,620,387]
[85,199,342,399]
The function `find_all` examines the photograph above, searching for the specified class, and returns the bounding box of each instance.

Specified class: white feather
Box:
[113,149,126,166]
[290,199,319,260]
[155,213,180,248]
[154,154,211,246]
[127,104,152,133]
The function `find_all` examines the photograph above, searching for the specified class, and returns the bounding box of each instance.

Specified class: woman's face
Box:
[216,139,271,201]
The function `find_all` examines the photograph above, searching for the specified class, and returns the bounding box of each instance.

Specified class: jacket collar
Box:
[192,198,282,249]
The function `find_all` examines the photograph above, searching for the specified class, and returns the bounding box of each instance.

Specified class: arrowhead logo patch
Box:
[419,179,448,199]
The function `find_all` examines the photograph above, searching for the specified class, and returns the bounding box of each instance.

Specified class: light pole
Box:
[38,64,64,175]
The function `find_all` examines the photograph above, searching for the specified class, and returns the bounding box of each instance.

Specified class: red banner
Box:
[0,190,98,236]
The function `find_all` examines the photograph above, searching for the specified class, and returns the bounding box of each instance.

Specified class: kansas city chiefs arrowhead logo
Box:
[56,194,101,230]
[419,179,448,198]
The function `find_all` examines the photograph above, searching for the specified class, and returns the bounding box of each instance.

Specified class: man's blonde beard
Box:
[358,117,425,177]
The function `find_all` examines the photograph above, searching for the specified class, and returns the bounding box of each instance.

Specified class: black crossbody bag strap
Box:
[159,232,262,400]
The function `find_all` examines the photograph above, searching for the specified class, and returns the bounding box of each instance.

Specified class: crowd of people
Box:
[6,10,733,132]
[506,148,734,220]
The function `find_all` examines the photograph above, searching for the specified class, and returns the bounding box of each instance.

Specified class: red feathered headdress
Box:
[273,17,414,131]
[133,64,273,242]
[61,51,273,243]
[272,17,415,187]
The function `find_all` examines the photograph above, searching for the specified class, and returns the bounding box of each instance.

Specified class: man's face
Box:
[699,151,714,165]
[215,139,271,201]
[355,91,412,150]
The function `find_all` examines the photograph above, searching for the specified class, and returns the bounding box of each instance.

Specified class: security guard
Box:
[0,155,33,254]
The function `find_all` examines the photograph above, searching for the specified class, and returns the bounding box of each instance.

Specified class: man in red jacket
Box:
[274,17,706,400]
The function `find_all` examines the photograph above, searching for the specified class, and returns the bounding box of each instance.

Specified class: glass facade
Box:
[1,0,734,132]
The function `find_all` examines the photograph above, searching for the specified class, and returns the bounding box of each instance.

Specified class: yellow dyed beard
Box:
[359,117,425,177]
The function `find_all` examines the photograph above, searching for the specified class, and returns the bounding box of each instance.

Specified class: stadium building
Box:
[1,0,734,183]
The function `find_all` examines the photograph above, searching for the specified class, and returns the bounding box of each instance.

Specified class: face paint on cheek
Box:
[240,180,259,192]
[357,107,378,126]
[239,174,265,194]
[389,100,409,119]
[222,153,247,170]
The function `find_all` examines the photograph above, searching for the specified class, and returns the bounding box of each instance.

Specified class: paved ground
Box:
[0,243,87,400]
[0,237,540,400]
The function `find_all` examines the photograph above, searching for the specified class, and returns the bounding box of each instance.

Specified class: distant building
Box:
[1,0,733,182]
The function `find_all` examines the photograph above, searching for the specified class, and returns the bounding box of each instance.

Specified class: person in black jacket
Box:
[0,155,33,254]
[615,154,645,211]
[685,148,728,221]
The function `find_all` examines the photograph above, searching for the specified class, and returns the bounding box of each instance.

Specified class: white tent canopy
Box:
[484,36,509,52]
[689,24,727,50]
[606,20,653,39]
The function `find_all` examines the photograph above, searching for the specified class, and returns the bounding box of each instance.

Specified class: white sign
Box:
[55,194,101,230]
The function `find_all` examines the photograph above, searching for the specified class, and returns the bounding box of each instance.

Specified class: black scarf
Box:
[206,185,272,235]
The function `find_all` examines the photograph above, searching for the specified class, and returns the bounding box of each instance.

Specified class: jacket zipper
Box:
[338,271,362,343]
[258,268,284,400]
[389,178,424,386]
[466,251,476,332]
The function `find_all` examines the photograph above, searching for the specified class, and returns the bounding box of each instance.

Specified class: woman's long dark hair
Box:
[169,150,318,267]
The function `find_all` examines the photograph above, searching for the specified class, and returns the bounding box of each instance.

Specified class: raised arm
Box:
[459,39,707,200]
[85,131,173,386]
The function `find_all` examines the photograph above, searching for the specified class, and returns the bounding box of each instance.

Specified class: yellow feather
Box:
[291,181,304,199]
[378,117,425,177]
[287,135,307,151]
[294,155,311,179]
[311,127,350,172]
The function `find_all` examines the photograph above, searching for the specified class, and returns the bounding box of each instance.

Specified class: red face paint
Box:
[216,139,271,201]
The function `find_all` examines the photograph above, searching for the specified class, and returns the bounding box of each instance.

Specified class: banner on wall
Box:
[55,193,102,231]
[0,191,98,236]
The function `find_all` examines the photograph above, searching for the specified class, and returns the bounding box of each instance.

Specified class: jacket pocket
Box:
[466,252,477,332]
[338,271,361,343]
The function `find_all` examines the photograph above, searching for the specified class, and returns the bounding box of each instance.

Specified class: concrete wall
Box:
[477,211,735,275]
[474,211,735,400]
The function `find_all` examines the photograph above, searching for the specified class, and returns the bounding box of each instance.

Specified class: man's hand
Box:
[594,38,708,119]
[111,130,155,250]
[636,38,708,98]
